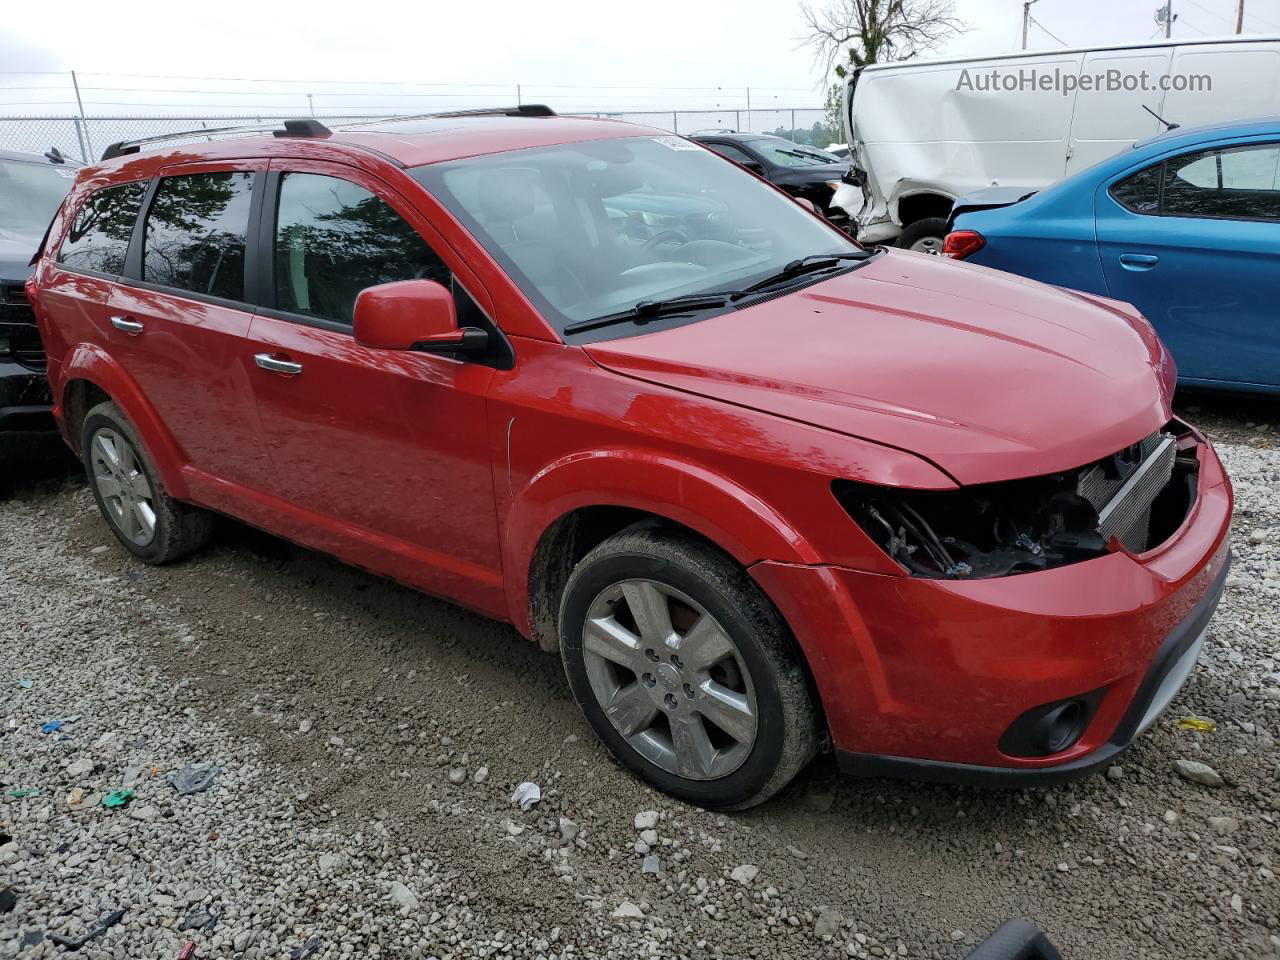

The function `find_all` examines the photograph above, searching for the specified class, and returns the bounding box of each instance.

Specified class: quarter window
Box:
[143,172,254,300]
[273,172,447,326]
[58,181,147,274]
[1109,164,1162,214]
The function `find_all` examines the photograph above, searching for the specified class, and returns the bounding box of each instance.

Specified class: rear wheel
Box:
[81,401,213,564]
[897,216,948,254]
[559,524,818,809]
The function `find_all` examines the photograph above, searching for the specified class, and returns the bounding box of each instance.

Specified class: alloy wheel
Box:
[910,235,943,254]
[89,427,157,547]
[581,578,758,780]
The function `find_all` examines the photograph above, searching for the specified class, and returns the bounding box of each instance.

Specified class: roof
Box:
[88,113,665,175]
[0,148,82,167]
[859,34,1280,74]
[1131,114,1280,151]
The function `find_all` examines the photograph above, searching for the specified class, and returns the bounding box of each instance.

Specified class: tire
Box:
[81,401,213,564]
[559,523,818,809]
[896,216,949,254]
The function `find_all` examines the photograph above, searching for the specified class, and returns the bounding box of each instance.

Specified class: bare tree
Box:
[801,0,965,78]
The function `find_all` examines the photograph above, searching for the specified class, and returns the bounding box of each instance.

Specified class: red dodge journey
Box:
[28,108,1231,808]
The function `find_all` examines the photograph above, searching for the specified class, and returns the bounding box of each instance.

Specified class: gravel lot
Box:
[2,395,1278,960]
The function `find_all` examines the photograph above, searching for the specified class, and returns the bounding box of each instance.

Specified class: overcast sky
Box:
[3,0,1278,115]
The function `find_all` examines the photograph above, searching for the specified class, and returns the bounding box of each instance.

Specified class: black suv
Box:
[691,132,850,225]
[0,149,79,443]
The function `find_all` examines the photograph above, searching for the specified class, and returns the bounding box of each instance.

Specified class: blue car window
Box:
[1110,164,1162,214]
[1162,143,1280,221]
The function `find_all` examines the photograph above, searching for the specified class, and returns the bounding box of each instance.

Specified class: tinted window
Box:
[1163,143,1280,221]
[704,142,758,165]
[143,172,253,300]
[58,181,146,274]
[1109,163,1162,214]
[274,172,447,326]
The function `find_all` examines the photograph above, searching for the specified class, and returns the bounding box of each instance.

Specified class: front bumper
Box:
[750,434,1233,784]
[0,359,54,434]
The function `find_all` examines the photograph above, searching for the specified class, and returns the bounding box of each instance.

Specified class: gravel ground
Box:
[1,397,1278,960]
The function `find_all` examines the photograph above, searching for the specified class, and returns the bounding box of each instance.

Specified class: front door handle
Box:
[1119,253,1160,270]
[110,315,144,335]
[254,353,303,376]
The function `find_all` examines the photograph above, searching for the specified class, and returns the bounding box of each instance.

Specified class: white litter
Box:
[510,781,541,812]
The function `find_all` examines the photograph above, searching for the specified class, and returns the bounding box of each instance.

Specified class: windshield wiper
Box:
[563,291,738,335]
[738,251,872,295]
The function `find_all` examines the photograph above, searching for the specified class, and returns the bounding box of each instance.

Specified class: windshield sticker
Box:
[652,136,701,151]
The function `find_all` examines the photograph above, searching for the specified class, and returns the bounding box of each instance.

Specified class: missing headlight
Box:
[834,422,1200,579]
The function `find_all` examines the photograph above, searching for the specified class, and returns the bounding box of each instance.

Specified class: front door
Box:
[245,161,504,613]
[1096,139,1280,388]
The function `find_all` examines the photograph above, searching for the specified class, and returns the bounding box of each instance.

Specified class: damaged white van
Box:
[834,35,1280,251]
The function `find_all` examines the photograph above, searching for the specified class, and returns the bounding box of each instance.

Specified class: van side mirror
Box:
[353,279,488,355]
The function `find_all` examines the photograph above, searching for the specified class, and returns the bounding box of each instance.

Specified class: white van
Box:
[835,35,1280,251]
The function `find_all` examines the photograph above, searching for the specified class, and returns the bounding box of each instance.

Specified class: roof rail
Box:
[99,118,331,162]
[340,104,557,130]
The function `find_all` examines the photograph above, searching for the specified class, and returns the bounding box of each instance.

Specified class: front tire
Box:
[81,401,213,564]
[896,216,948,254]
[559,524,818,809]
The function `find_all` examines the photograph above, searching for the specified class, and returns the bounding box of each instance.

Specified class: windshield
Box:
[0,159,76,237]
[413,135,859,336]
[749,139,844,167]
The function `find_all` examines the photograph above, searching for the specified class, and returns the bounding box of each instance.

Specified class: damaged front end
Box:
[835,420,1202,579]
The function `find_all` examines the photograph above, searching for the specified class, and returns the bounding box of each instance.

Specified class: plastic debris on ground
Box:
[0,887,17,913]
[48,907,126,949]
[510,781,541,812]
[290,937,324,959]
[17,679,33,689]
[6,789,41,799]
[40,720,63,734]
[180,906,218,932]
[1177,715,1217,732]
[102,788,135,809]
[170,765,221,796]
[177,941,197,959]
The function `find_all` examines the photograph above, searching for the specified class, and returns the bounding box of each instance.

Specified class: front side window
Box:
[1163,143,1280,220]
[58,181,146,274]
[0,159,76,238]
[704,142,758,165]
[273,172,447,326]
[143,172,254,300]
[414,136,858,337]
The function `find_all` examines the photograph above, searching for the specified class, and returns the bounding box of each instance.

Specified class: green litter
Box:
[102,789,135,808]
[6,788,41,799]
[1177,715,1217,733]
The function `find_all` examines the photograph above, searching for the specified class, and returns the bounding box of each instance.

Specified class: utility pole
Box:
[70,71,93,162]
[1021,0,1040,50]
[1236,0,1244,33]
[1156,0,1176,38]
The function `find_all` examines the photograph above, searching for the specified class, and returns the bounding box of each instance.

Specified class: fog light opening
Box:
[999,690,1104,759]
[1039,700,1085,755]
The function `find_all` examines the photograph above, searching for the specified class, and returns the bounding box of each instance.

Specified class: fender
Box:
[60,343,192,499]
[504,446,822,636]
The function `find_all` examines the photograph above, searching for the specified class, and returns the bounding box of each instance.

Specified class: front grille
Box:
[1086,432,1177,551]
[1,283,28,306]
[0,281,47,369]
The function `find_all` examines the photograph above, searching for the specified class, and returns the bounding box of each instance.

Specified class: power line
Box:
[1029,15,1069,46]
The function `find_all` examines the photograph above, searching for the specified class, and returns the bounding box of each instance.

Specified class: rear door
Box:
[243,160,504,613]
[1096,139,1280,387]
[106,161,275,491]
[1065,47,1171,176]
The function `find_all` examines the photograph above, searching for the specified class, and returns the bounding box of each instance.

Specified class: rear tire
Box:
[81,401,213,564]
[559,523,818,809]
[897,216,948,254]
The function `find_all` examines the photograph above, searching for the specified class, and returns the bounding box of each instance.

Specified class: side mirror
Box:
[353,279,488,355]
[740,158,764,173]
[793,196,820,215]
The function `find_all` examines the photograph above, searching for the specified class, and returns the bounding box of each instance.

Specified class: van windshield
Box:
[413,136,859,337]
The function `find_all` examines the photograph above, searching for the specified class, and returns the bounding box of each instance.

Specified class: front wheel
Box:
[896,216,949,254]
[559,524,818,809]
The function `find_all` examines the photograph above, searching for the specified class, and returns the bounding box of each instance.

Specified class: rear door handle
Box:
[254,353,303,376]
[1119,253,1160,270]
[110,315,144,335]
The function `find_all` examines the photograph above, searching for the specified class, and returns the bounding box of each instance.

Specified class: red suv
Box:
[29,109,1231,808]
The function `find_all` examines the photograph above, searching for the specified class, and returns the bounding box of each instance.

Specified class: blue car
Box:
[944,118,1280,393]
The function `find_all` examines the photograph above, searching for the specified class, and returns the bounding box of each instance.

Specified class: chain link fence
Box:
[0,109,829,164]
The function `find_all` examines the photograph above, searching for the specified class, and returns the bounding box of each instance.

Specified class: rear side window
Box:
[273,172,447,326]
[143,171,254,300]
[58,181,147,274]
[1109,164,1162,214]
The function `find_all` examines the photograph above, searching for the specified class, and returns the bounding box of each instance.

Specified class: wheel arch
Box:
[59,344,191,498]
[893,190,955,227]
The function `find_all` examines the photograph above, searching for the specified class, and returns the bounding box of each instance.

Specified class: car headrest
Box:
[478,170,537,224]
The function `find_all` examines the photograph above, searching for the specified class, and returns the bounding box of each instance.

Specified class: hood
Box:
[583,250,1172,486]
[774,163,851,183]
[0,227,39,283]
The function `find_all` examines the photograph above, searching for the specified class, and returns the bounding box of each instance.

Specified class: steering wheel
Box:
[641,230,688,255]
